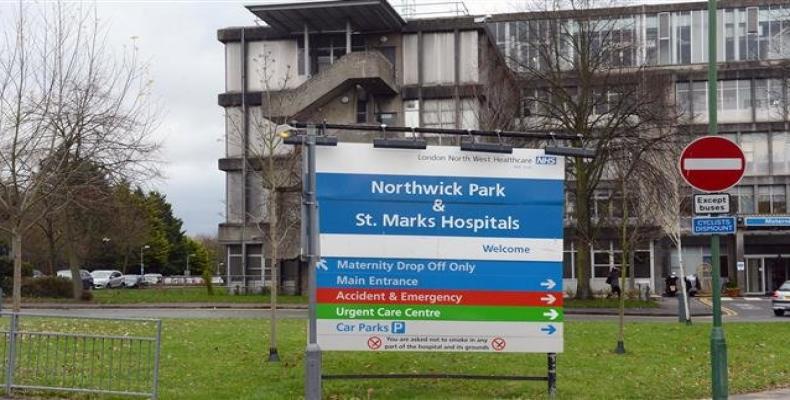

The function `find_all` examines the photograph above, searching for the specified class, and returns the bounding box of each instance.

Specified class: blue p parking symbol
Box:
[391,321,406,334]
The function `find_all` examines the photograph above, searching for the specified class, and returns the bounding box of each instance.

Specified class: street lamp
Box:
[140,245,150,275]
[186,253,196,276]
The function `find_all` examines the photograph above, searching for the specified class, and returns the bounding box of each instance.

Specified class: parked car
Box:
[143,273,163,285]
[56,269,93,290]
[32,269,44,278]
[772,280,790,317]
[121,274,143,288]
[90,270,124,289]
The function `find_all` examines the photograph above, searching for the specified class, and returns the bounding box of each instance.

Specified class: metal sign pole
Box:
[547,353,557,398]
[707,1,728,398]
[304,125,322,399]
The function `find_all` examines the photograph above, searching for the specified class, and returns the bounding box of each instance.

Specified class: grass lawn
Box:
[162,320,789,399]
[12,318,784,399]
[88,287,307,304]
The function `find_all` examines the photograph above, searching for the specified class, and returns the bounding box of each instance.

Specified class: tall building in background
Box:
[218,0,790,296]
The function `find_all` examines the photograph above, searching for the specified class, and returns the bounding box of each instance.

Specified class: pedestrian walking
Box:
[606,267,621,298]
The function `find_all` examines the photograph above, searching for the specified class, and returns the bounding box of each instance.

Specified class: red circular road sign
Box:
[679,136,745,193]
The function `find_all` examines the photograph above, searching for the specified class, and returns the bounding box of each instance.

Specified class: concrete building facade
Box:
[218,0,790,296]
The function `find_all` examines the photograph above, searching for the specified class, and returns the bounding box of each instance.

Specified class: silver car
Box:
[91,270,124,289]
[772,280,790,317]
[121,274,143,288]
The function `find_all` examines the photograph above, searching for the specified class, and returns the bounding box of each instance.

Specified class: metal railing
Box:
[0,312,162,399]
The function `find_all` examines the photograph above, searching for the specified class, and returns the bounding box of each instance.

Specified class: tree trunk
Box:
[268,183,279,359]
[65,220,84,300]
[12,227,23,312]
[574,165,592,299]
[45,218,58,276]
[617,180,629,351]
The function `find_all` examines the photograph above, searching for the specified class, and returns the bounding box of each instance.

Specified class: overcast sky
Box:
[0,0,684,237]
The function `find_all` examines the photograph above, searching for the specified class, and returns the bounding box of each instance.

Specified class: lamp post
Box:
[140,245,150,276]
[186,253,196,276]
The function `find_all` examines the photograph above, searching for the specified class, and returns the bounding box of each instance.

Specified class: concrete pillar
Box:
[735,230,745,289]
[304,24,311,77]
[346,20,352,54]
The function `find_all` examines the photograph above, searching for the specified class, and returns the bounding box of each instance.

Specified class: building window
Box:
[421,32,455,85]
[741,133,769,175]
[645,15,658,65]
[773,185,787,214]
[725,9,736,61]
[593,249,613,278]
[772,132,790,175]
[756,185,785,214]
[737,186,755,214]
[563,242,576,279]
[423,99,456,129]
[376,112,397,126]
[676,82,690,116]
[356,99,367,123]
[692,81,707,118]
[634,250,651,278]
[593,190,612,219]
[676,12,691,64]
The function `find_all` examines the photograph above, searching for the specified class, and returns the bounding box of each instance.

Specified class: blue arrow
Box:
[541,325,557,335]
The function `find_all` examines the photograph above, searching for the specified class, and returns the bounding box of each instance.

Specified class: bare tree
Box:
[225,46,302,361]
[646,135,695,325]
[500,2,679,299]
[0,2,159,308]
[608,128,678,353]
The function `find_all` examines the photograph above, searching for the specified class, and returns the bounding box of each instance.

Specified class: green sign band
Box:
[317,303,564,322]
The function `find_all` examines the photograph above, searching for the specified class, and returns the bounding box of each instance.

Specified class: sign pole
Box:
[304,125,322,400]
[707,1,728,398]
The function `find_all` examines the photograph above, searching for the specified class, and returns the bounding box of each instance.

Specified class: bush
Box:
[21,277,73,298]
[0,256,34,295]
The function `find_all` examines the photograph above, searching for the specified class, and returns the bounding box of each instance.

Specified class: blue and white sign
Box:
[743,216,790,227]
[692,216,737,235]
[315,143,565,353]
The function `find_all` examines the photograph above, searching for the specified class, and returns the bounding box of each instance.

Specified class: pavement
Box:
[729,388,790,399]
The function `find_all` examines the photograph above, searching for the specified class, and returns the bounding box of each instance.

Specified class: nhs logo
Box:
[536,155,558,165]
[391,321,406,334]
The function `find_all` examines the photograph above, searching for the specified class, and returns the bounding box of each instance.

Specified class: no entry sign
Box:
[679,136,745,193]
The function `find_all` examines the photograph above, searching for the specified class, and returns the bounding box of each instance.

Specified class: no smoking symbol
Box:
[367,336,382,350]
[491,337,506,351]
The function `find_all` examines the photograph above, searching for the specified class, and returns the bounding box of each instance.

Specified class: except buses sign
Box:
[314,143,565,353]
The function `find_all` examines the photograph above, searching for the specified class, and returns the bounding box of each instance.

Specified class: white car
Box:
[772,280,790,317]
[91,270,124,289]
[143,273,163,285]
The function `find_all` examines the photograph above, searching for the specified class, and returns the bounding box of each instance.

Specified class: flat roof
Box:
[246,0,406,34]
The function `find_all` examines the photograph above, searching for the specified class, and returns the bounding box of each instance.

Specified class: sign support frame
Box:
[294,126,560,399]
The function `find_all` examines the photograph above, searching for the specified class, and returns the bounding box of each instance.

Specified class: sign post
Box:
[309,142,564,396]
[314,144,565,353]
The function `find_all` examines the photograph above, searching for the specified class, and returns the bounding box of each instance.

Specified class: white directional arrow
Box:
[543,309,559,320]
[540,293,556,305]
[316,259,328,271]
[540,279,556,290]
